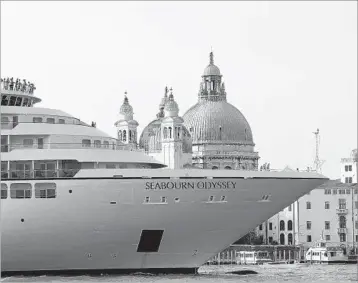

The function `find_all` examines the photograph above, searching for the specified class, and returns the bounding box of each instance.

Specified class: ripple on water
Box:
[1,264,358,283]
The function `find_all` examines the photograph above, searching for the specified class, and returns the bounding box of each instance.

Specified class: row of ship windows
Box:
[1,183,56,199]
[1,116,71,125]
[143,195,227,204]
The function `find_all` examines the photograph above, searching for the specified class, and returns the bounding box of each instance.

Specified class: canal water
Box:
[1,264,357,282]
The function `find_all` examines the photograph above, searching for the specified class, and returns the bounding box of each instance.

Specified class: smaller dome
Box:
[203,52,221,77]
[203,65,221,76]
[120,95,133,115]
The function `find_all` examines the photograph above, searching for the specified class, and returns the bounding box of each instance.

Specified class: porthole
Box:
[69,190,73,194]
[21,218,24,222]
[174,197,180,203]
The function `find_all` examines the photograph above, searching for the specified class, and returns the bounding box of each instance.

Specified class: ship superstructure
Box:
[0,77,328,276]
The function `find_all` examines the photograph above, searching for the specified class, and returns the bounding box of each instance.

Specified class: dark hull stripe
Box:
[1,267,199,277]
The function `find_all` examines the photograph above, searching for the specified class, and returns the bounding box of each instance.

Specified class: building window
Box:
[325,221,330,230]
[103,141,109,148]
[306,201,311,209]
[259,224,263,231]
[346,189,351,194]
[345,165,353,172]
[288,233,293,245]
[354,189,358,194]
[356,235,358,242]
[325,201,330,209]
[324,189,331,195]
[269,222,273,230]
[339,199,346,209]
[333,189,337,195]
[306,221,312,230]
[355,201,358,209]
[339,216,346,228]
[339,189,345,194]
[340,233,346,242]
[288,204,292,211]
[345,177,353,184]
[280,220,285,231]
[288,220,293,231]
[269,237,273,244]
[325,235,331,241]
[58,119,65,124]
[307,235,312,242]
[280,233,285,245]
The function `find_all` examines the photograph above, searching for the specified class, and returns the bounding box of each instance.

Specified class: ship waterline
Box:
[1,172,327,275]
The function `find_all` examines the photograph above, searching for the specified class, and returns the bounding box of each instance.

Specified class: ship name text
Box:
[145,181,236,190]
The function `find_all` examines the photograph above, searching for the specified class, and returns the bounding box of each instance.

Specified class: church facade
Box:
[115,52,260,170]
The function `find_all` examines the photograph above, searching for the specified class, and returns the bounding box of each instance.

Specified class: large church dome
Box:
[183,101,253,144]
[183,51,254,146]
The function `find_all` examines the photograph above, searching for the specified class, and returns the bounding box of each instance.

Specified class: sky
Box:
[1,1,357,180]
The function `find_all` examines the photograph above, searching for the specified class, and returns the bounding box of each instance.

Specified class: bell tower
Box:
[198,51,227,102]
[114,92,139,150]
[160,88,185,169]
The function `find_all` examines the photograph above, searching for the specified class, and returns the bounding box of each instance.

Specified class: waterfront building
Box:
[256,149,358,251]
[256,200,299,246]
[297,180,358,251]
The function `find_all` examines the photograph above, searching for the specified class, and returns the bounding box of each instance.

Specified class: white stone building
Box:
[341,149,357,184]
[115,52,260,170]
[256,149,358,250]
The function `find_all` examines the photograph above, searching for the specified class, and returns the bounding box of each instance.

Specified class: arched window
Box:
[129,130,132,142]
[118,130,122,141]
[224,166,232,170]
[169,127,172,138]
[288,220,293,231]
[212,166,219,170]
[123,130,127,142]
[177,127,181,139]
[288,233,293,245]
[280,220,285,231]
[163,127,168,139]
[339,216,346,228]
[280,233,285,245]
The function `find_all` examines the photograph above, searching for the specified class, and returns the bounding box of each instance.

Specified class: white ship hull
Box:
[0,171,327,275]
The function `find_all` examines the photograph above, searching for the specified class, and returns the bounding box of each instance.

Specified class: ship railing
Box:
[4,143,129,152]
[1,169,79,179]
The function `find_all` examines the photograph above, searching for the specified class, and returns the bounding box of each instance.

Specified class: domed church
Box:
[115,52,260,170]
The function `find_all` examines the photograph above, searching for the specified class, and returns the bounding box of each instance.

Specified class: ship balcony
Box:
[337,228,347,234]
[1,168,79,179]
[336,208,348,214]
[6,142,129,152]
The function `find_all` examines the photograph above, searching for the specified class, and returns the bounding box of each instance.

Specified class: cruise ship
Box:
[0,77,328,276]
